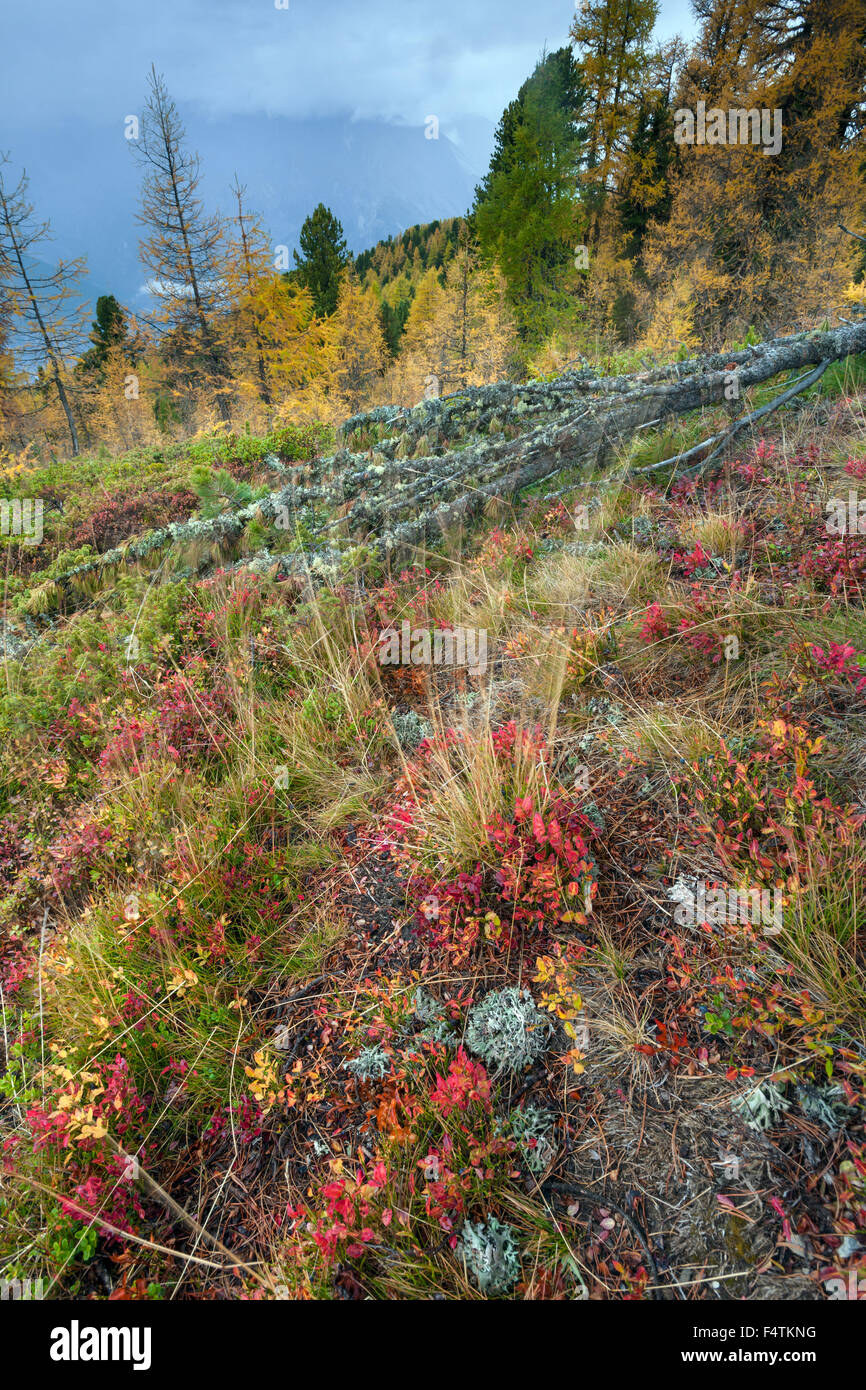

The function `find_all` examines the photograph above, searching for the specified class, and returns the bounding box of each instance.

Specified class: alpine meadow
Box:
[2,0,866,1345]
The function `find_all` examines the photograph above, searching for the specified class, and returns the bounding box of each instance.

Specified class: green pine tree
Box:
[78,295,132,374]
[292,204,350,317]
[473,49,588,339]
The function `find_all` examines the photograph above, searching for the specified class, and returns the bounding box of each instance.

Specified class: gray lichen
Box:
[731,1080,789,1131]
[457,1216,522,1295]
[504,1104,557,1174]
[410,987,456,1043]
[391,709,433,751]
[344,1045,391,1081]
[795,1082,856,1134]
[412,987,447,1025]
[465,986,553,1074]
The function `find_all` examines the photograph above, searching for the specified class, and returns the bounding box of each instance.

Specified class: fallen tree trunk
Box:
[378,319,866,552]
[30,318,866,608]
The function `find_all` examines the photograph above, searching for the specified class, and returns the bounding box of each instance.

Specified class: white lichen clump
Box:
[506,1104,557,1174]
[731,1080,789,1131]
[457,1216,521,1295]
[465,986,552,1073]
[344,1045,391,1081]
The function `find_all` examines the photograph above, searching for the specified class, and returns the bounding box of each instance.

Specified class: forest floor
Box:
[1,356,865,1301]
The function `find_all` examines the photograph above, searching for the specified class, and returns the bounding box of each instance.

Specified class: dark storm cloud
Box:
[3,0,565,128]
[0,0,696,309]
[1,0,694,132]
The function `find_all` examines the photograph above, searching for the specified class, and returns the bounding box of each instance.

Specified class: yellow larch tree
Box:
[317,270,388,419]
[222,178,319,423]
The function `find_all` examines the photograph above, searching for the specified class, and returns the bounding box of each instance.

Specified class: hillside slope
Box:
[1,344,866,1302]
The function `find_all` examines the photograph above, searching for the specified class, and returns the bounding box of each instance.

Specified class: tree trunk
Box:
[39,319,866,602]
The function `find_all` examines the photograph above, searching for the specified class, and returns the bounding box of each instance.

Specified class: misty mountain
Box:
[3,112,492,318]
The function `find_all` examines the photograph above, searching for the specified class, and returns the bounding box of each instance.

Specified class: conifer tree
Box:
[473,50,587,339]
[642,0,866,342]
[0,286,17,441]
[380,297,410,357]
[292,204,350,317]
[225,178,277,407]
[321,270,388,415]
[0,155,88,455]
[570,0,660,249]
[86,296,126,366]
[78,295,143,376]
[132,66,231,421]
[385,228,516,404]
[615,38,686,264]
[400,267,447,364]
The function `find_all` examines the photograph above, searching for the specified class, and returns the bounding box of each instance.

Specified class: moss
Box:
[723,1213,755,1265]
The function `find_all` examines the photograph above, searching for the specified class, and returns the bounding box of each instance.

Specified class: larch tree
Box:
[616,38,686,260]
[641,0,866,345]
[0,155,88,456]
[384,265,447,403]
[607,37,686,339]
[74,293,152,451]
[437,226,476,390]
[132,66,231,422]
[383,234,516,406]
[226,177,276,408]
[223,178,318,415]
[405,227,516,395]
[0,282,16,442]
[399,267,447,361]
[321,269,388,416]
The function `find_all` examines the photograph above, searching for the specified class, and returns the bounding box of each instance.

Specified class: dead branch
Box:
[25,317,866,610]
[637,358,832,479]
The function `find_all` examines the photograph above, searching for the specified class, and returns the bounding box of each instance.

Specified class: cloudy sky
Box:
[1,0,698,308]
[4,0,695,135]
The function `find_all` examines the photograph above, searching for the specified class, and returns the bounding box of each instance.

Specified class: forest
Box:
[2,0,863,459]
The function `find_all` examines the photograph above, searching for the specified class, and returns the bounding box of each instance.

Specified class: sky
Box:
[3,0,696,138]
[0,0,699,310]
